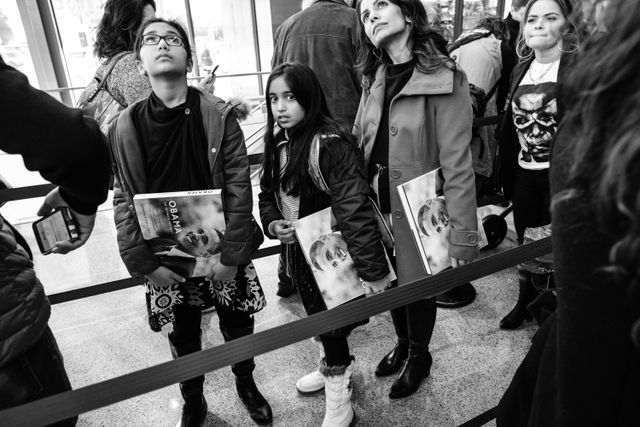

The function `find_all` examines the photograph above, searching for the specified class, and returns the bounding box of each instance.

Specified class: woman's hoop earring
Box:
[516,38,533,60]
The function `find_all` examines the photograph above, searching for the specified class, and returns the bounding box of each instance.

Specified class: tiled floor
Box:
[8,202,537,426]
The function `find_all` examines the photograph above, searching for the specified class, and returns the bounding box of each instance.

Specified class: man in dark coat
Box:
[0,55,110,423]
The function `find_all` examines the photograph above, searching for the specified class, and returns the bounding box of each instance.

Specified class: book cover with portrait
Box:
[294,207,396,309]
[397,168,486,275]
[133,189,226,278]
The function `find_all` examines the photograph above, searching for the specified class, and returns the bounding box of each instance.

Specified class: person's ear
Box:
[187,57,193,73]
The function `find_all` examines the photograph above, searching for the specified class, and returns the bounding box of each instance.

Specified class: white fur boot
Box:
[320,360,355,427]
[296,338,326,395]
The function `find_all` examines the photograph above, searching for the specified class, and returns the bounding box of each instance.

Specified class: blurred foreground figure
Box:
[497,0,640,425]
[0,56,110,425]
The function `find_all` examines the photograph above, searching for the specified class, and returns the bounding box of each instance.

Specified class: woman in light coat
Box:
[354,0,479,398]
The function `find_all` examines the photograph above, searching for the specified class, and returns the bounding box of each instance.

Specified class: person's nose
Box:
[276,99,286,112]
[534,18,543,30]
[157,37,169,49]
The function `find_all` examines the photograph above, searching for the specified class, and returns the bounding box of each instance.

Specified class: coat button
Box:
[468,234,478,244]
[390,125,398,136]
[211,148,216,153]
[185,108,191,115]
[390,169,401,179]
[128,204,133,210]
[393,210,404,220]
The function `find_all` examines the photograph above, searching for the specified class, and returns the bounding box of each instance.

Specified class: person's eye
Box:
[197,229,204,234]
[377,1,388,9]
[361,12,369,23]
[286,95,296,101]
[269,95,277,103]
[168,35,181,45]
[526,17,535,23]
[326,251,333,261]
[431,216,438,226]
[143,35,159,44]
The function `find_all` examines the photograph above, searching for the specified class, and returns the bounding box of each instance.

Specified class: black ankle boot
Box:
[500,269,537,330]
[176,395,207,427]
[389,351,433,399]
[235,374,273,425]
[375,339,409,377]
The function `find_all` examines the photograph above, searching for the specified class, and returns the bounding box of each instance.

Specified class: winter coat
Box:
[0,58,110,366]
[497,53,575,201]
[271,0,361,126]
[354,63,479,285]
[258,133,390,282]
[110,90,255,278]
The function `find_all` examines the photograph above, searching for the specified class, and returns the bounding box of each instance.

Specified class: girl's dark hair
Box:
[355,0,455,78]
[558,0,640,346]
[262,62,353,198]
[94,0,156,61]
[134,18,193,66]
[515,0,583,60]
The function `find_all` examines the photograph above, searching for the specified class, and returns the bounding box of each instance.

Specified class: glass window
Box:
[0,1,38,87]
[422,1,455,42]
[189,0,262,99]
[462,0,499,32]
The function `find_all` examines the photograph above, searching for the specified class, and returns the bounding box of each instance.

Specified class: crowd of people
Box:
[1,0,638,426]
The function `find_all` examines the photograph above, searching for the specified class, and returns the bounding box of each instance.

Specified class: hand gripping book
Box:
[397,168,486,275]
[293,207,396,309]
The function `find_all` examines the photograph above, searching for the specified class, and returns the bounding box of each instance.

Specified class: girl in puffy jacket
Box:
[109,18,271,426]
[258,62,391,427]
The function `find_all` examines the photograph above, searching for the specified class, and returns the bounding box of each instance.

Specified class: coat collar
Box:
[370,62,454,97]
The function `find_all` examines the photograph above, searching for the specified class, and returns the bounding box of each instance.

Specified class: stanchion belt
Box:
[0,237,551,426]
[48,245,281,305]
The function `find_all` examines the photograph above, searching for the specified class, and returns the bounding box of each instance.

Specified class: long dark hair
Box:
[94,0,156,61]
[559,0,640,345]
[355,0,455,79]
[133,18,193,66]
[262,62,353,198]
[515,0,582,60]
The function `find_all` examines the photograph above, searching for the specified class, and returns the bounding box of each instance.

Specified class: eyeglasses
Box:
[141,34,184,47]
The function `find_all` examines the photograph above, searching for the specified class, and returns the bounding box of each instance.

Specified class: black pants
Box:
[171,303,253,346]
[512,168,551,243]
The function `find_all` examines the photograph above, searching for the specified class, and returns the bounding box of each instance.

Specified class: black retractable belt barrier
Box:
[48,245,280,305]
[0,237,551,427]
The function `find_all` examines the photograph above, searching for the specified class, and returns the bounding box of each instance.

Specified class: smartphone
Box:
[32,208,79,255]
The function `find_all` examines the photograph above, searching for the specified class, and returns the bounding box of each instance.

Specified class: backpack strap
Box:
[308,134,336,194]
[86,51,129,103]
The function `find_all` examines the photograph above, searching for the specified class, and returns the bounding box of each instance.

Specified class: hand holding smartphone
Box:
[32,207,80,255]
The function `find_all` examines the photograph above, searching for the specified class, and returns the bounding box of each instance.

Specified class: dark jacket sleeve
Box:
[321,136,390,282]
[218,112,254,266]
[0,59,110,214]
[258,166,283,240]
[108,121,160,278]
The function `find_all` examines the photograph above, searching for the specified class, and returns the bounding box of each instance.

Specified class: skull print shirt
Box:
[511,59,560,170]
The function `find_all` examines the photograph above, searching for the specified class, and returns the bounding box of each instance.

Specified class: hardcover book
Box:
[397,168,486,275]
[133,189,226,278]
[294,207,396,309]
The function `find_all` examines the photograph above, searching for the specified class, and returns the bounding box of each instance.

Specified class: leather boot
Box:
[500,268,537,329]
[389,350,433,399]
[320,359,356,427]
[375,306,409,377]
[388,299,436,399]
[221,325,273,425]
[169,333,207,427]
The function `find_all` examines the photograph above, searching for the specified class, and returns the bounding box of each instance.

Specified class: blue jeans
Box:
[0,326,76,426]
